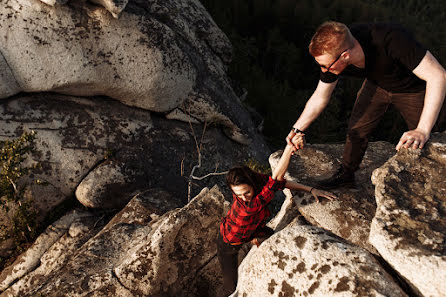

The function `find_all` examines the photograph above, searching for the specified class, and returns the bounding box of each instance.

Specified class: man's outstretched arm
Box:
[396,51,446,150]
[286,80,337,149]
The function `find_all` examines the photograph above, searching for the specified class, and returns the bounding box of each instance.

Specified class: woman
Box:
[217,135,336,294]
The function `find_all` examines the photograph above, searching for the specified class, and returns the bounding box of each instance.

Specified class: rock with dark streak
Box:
[0,0,255,143]
[370,132,446,297]
[0,186,226,297]
[233,222,407,297]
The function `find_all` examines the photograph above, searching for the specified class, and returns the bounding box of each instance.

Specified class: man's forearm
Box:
[293,100,326,131]
[416,78,446,134]
[292,80,336,131]
[413,51,446,134]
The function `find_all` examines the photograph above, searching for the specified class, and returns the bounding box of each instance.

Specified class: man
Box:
[286,21,446,189]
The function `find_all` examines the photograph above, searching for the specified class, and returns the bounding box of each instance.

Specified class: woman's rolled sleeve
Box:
[268,176,286,192]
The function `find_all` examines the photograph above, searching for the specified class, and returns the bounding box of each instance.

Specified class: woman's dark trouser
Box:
[342,79,425,173]
[216,227,274,294]
[216,233,241,294]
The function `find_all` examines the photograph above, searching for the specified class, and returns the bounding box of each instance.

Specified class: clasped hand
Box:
[287,131,305,152]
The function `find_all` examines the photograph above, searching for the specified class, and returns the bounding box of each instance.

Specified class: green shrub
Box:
[0,131,40,248]
[244,157,272,175]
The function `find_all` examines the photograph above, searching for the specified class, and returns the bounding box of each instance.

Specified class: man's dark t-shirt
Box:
[320,23,427,93]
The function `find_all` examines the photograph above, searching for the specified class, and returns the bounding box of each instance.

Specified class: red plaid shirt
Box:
[220,174,286,244]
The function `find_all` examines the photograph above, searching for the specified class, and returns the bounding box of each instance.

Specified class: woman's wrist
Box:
[308,187,314,194]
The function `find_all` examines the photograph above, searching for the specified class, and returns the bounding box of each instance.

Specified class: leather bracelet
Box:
[309,187,314,194]
[292,127,304,134]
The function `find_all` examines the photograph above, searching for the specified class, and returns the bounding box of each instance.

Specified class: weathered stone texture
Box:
[370,132,446,297]
[0,188,184,296]
[114,186,227,296]
[233,222,407,297]
[269,141,395,254]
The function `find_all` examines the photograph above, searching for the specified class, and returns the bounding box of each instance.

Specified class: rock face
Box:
[0,0,255,140]
[1,0,445,296]
[370,132,446,297]
[233,221,407,297]
[2,134,446,296]
[0,0,194,111]
[0,187,224,297]
[269,141,395,254]
[0,210,95,292]
[0,93,269,256]
[0,0,272,258]
[75,160,134,208]
[0,94,152,210]
[114,186,227,296]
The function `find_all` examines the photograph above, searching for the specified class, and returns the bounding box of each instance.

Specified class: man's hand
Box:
[286,130,305,152]
[292,133,305,150]
[396,129,429,151]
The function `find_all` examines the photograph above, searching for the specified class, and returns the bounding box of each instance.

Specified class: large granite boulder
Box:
[269,141,395,254]
[233,221,407,297]
[370,132,446,297]
[0,94,152,210]
[0,188,188,296]
[0,0,255,140]
[0,210,97,292]
[0,0,194,112]
[114,185,227,297]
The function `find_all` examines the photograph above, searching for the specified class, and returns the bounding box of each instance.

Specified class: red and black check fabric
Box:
[220,174,286,244]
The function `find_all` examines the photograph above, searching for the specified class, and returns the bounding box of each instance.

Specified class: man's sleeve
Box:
[320,71,339,83]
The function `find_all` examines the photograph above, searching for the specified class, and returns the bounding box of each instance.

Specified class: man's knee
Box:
[347,128,368,143]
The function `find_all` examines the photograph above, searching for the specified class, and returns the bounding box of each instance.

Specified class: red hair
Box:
[309,21,354,57]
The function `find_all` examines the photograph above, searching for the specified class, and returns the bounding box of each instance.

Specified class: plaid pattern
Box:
[220,174,286,244]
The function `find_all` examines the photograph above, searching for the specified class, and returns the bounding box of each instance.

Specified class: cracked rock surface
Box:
[370,132,446,297]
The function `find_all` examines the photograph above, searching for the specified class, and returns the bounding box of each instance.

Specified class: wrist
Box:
[292,127,304,134]
[415,126,430,135]
[308,187,314,194]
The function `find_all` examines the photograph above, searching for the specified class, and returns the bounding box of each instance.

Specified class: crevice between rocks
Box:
[111,267,132,293]
[183,253,219,294]
[74,148,122,192]
[0,49,21,90]
[373,254,420,297]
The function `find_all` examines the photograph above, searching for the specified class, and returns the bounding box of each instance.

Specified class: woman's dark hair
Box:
[226,166,264,195]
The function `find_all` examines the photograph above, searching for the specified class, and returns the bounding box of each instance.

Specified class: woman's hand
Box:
[310,188,337,203]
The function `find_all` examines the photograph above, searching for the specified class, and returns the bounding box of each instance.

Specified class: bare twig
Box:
[7,177,18,194]
[191,170,228,181]
[184,104,227,202]
[191,163,228,180]
[180,156,185,177]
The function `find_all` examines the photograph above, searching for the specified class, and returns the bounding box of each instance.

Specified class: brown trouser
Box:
[342,79,425,173]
